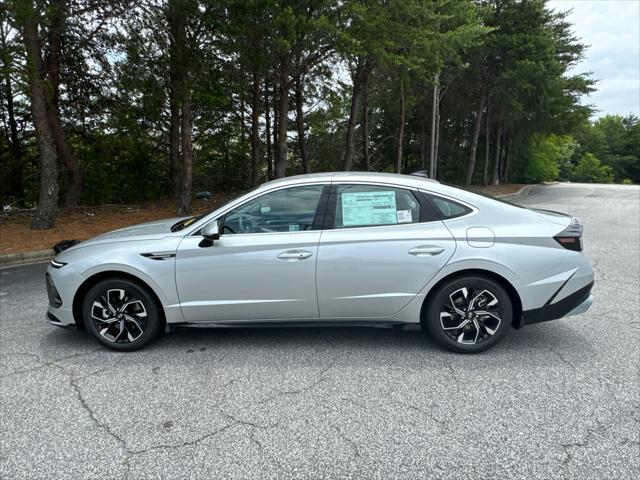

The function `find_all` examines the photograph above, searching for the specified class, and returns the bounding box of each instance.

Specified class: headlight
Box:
[50,259,67,269]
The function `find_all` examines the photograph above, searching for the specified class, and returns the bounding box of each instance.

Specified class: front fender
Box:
[60,237,184,324]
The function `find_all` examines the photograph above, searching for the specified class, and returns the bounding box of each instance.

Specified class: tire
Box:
[82,278,163,351]
[422,275,512,354]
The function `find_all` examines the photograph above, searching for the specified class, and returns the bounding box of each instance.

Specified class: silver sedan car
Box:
[46,172,594,353]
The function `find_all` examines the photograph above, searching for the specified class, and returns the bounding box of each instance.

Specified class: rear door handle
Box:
[408,245,445,256]
[278,249,313,260]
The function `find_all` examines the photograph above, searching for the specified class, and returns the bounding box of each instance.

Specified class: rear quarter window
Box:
[429,196,473,219]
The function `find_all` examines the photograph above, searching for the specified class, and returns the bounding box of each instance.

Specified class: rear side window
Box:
[430,196,472,219]
[332,185,421,228]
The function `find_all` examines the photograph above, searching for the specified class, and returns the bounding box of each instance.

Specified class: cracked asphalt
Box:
[1,183,638,479]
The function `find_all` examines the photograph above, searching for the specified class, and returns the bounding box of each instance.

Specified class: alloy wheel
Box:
[91,289,148,343]
[439,287,503,345]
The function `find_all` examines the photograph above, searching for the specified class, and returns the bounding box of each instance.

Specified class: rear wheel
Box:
[423,275,512,353]
[82,278,163,351]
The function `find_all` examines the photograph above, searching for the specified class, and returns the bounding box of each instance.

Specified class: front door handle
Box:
[408,245,445,256]
[278,249,313,261]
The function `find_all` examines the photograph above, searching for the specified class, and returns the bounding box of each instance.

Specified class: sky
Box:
[547,0,640,118]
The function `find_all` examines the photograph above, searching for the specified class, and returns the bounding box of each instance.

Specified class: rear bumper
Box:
[520,281,594,327]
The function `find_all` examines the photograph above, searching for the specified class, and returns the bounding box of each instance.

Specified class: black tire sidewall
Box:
[82,278,162,351]
[423,276,512,354]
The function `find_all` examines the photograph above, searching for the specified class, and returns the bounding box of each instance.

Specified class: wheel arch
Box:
[420,268,524,329]
[72,271,166,330]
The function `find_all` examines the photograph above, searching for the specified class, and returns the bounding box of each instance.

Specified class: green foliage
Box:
[522,134,561,183]
[1,0,632,213]
[571,153,615,184]
[575,115,640,183]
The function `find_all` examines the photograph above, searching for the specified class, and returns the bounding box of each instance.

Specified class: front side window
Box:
[223,185,324,234]
[333,185,421,228]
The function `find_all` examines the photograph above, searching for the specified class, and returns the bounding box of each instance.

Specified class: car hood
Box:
[62,217,187,252]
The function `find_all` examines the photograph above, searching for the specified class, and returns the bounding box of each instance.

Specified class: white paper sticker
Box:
[288,224,300,231]
[341,191,397,226]
[397,210,412,223]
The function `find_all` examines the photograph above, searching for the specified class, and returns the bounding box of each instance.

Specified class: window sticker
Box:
[341,191,397,226]
[288,224,300,232]
[396,209,412,223]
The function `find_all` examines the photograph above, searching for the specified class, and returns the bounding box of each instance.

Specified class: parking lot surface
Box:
[1,183,638,479]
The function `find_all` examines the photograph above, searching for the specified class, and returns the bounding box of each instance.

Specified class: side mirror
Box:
[202,220,220,241]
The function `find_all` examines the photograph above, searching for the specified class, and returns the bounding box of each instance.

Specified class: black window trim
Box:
[323,182,440,231]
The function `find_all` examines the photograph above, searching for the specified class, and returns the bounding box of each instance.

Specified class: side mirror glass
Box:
[202,220,220,241]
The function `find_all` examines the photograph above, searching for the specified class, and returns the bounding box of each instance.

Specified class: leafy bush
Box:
[521,134,567,183]
[570,153,615,183]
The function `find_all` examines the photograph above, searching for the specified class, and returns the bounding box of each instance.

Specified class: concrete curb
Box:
[0,249,54,268]
[496,184,534,199]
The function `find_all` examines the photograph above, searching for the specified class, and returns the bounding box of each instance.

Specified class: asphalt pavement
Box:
[1,182,638,479]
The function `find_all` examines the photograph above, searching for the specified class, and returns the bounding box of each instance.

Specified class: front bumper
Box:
[46,263,83,328]
[520,281,594,327]
[565,294,594,317]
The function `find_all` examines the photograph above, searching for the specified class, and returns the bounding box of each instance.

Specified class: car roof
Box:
[257,171,512,210]
[260,171,439,189]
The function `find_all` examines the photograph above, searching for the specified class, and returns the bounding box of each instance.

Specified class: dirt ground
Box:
[0,193,237,255]
[0,184,527,255]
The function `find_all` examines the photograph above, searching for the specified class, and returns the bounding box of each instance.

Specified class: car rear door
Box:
[316,183,456,319]
[175,184,329,323]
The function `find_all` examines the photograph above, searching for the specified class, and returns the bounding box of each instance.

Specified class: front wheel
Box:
[82,278,163,351]
[422,276,512,353]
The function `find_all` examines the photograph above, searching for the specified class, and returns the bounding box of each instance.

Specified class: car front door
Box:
[316,183,456,319]
[175,184,328,323]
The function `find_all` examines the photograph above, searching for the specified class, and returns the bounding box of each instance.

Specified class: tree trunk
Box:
[491,125,502,186]
[264,78,273,180]
[167,0,186,198]
[433,97,440,179]
[275,63,289,178]
[2,52,23,199]
[501,136,510,183]
[272,81,279,176]
[429,74,440,178]
[482,105,490,187]
[464,93,487,187]
[240,87,246,143]
[294,75,309,173]
[177,92,193,215]
[46,104,82,206]
[419,112,426,171]
[22,4,59,229]
[395,75,405,174]
[43,0,82,207]
[342,60,364,171]
[168,3,182,197]
[362,67,370,171]
[250,71,261,186]
[169,89,181,195]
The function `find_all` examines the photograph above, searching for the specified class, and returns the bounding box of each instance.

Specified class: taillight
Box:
[554,217,583,251]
